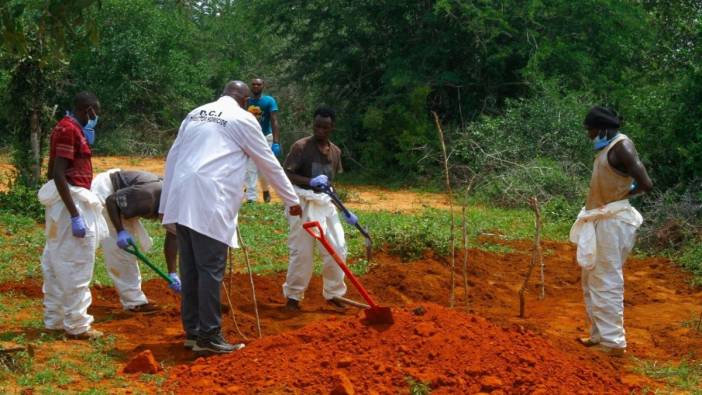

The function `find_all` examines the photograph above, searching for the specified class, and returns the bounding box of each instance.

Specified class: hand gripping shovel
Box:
[124,241,176,287]
[303,221,393,325]
[320,185,372,261]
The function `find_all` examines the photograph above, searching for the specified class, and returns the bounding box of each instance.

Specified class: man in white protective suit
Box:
[160,80,302,355]
[281,106,359,312]
[39,91,108,340]
[91,169,180,314]
[570,106,652,356]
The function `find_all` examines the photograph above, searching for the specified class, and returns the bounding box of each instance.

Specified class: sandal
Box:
[127,303,160,314]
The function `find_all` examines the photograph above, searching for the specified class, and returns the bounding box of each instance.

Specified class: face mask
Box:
[593,130,619,151]
[83,115,98,145]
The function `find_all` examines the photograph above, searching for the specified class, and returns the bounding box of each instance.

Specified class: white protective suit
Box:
[245,133,274,201]
[91,170,152,309]
[38,180,108,335]
[569,199,643,349]
[160,95,299,248]
[283,186,347,301]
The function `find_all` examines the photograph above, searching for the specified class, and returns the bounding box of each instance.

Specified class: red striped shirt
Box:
[49,116,93,189]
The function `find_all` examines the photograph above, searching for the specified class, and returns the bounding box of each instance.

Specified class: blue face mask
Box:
[66,110,97,145]
[593,131,619,151]
[82,115,98,145]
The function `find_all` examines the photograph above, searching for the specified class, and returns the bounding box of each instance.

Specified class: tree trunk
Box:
[29,103,42,186]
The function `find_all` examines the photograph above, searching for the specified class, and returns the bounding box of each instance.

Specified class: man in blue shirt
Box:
[245,78,280,203]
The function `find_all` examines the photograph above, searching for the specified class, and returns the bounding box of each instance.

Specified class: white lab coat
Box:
[38,180,107,335]
[160,95,299,247]
[283,186,347,301]
[91,170,151,309]
[570,199,642,349]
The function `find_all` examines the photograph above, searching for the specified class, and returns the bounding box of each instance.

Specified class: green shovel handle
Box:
[124,241,174,285]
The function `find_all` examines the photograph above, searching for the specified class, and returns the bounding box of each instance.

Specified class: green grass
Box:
[635,358,702,394]
[0,198,574,286]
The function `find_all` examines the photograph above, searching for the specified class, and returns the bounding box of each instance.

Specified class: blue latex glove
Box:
[309,174,329,189]
[168,272,182,293]
[343,211,358,226]
[71,215,87,238]
[271,143,282,157]
[116,230,134,250]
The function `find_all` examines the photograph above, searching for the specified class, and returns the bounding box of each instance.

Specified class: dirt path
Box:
[1,155,453,211]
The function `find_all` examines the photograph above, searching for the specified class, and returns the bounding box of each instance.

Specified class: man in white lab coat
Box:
[160,80,302,354]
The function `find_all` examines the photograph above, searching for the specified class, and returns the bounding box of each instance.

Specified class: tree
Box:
[0,0,99,186]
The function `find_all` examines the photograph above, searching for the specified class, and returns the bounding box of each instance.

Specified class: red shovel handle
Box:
[302,221,379,308]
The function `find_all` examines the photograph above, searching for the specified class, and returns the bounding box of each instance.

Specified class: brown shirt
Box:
[585,134,633,210]
[283,136,343,189]
[109,171,162,219]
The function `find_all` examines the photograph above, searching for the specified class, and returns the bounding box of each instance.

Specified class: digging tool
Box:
[320,185,372,261]
[303,221,393,325]
[331,296,370,309]
[124,242,175,287]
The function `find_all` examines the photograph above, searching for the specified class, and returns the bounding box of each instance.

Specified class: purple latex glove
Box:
[343,211,358,226]
[271,143,282,157]
[309,174,329,189]
[116,230,134,250]
[168,272,182,293]
[71,215,87,238]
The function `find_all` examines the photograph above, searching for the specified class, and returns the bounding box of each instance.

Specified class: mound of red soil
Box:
[123,349,161,374]
[167,304,633,394]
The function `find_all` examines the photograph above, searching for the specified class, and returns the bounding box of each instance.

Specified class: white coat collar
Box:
[217,95,241,108]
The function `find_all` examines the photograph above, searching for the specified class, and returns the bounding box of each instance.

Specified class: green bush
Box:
[453,82,592,208]
[0,180,44,222]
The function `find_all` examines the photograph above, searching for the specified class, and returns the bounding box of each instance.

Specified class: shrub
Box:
[0,180,44,222]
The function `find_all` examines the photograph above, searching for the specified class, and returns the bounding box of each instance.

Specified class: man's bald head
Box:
[222,80,250,107]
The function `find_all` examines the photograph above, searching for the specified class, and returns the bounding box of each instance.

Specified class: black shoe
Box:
[192,334,245,354]
[263,191,271,203]
[283,298,300,312]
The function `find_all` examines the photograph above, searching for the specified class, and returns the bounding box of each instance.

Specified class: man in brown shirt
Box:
[574,106,652,356]
[281,107,357,311]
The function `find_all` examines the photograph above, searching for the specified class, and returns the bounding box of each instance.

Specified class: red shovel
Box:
[303,221,394,325]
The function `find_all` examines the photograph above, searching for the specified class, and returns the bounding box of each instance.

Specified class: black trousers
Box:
[176,224,228,339]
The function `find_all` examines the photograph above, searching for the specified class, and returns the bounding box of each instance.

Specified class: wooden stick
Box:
[237,226,262,338]
[432,111,456,308]
[462,205,469,308]
[224,247,248,340]
[519,196,543,317]
[533,198,545,300]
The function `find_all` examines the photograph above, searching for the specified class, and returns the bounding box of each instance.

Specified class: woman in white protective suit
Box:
[281,106,359,311]
[570,106,652,356]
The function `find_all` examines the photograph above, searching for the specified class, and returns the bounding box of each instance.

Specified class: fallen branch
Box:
[432,111,456,308]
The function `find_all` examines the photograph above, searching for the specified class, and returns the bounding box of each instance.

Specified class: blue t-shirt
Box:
[246,95,278,135]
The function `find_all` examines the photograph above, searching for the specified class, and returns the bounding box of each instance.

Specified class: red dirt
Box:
[3,237,702,392]
[123,349,161,374]
[167,304,632,394]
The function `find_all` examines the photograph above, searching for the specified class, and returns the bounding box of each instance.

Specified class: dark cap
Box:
[584,106,620,129]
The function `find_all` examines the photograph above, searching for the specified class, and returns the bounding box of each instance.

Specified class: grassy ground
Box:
[0,200,699,393]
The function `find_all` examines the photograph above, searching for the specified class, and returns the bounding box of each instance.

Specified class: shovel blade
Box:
[363,307,394,325]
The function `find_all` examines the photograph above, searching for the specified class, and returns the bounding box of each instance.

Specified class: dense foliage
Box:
[0,1,699,208]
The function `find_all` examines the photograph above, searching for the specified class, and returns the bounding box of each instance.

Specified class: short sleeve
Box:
[336,153,344,174]
[283,142,303,174]
[53,124,77,160]
[268,96,279,113]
